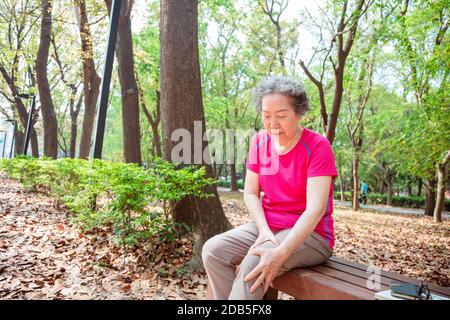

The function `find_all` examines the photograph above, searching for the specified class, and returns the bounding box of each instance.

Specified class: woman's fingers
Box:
[249,273,266,293]
[244,260,263,282]
[269,234,280,245]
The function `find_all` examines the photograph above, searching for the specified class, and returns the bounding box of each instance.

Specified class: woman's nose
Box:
[270,118,279,127]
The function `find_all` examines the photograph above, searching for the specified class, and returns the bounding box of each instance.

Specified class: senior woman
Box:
[202,76,338,300]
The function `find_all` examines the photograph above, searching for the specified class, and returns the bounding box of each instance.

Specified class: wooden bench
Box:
[206,256,450,300]
[263,256,450,300]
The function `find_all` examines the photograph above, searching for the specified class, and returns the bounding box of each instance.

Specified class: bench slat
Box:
[272,269,375,300]
[328,256,450,297]
[321,260,395,288]
[310,265,390,292]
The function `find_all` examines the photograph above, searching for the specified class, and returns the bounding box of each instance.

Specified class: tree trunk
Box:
[407,179,412,196]
[338,166,344,202]
[70,94,83,158]
[417,177,422,196]
[78,0,101,159]
[30,129,39,157]
[105,0,141,164]
[14,131,24,157]
[352,153,360,211]
[140,88,162,158]
[433,151,450,223]
[229,163,239,191]
[160,0,231,270]
[425,176,436,216]
[386,174,393,206]
[35,0,58,158]
[378,177,385,194]
[0,67,39,157]
[70,117,77,158]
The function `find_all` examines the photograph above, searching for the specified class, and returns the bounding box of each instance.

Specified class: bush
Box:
[1,157,215,248]
[217,178,244,189]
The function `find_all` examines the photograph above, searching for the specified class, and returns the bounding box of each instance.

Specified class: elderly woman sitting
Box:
[202,76,338,300]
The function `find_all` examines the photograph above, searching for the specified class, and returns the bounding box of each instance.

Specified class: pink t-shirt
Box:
[246,128,338,249]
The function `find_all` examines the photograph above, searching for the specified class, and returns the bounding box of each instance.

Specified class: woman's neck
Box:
[274,126,302,154]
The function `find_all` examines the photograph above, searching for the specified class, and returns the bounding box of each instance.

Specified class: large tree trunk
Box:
[160,0,231,270]
[77,0,101,159]
[105,0,142,164]
[425,176,436,216]
[434,151,450,223]
[35,0,58,158]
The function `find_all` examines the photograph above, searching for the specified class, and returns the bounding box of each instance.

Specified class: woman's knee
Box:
[202,235,225,263]
[236,254,260,276]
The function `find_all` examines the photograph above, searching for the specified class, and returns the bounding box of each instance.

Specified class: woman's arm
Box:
[276,176,332,259]
[244,169,279,247]
[243,169,269,232]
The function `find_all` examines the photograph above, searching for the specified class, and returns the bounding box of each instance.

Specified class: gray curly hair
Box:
[253,76,311,115]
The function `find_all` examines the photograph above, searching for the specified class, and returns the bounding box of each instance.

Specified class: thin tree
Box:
[299,0,374,144]
[76,0,102,159]
[105,0,142,164]
[35,0,58,158]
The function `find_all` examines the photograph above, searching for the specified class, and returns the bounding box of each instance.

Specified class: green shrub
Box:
[1,157,216,249]
[217,178,244,189]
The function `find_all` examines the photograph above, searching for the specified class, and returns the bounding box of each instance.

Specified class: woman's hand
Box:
[244,246,289,294]
[248,227,279,253]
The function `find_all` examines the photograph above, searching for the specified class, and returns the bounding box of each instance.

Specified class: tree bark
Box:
[0,67,39,157]
[14,131,24,157]
[425,176,436,216]
[77,0,102,159]
[386,173,393,206]
[105,0,142,164]
[352,153,360,211]
[140,88,162,158]
[338,166,344,201]
[229,163,239,192]
[433,151,450,223]
[35,0,58,158]
[417,177,422,196]
[70,93,83,158]
[160,0,231,270]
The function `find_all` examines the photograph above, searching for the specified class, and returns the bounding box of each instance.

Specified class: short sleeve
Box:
[246,134,260,174]
[307,139,338,180]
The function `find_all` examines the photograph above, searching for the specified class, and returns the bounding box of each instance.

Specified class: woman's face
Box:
[261,93,300,145]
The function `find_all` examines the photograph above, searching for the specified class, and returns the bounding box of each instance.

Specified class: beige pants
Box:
[202,222,332,300]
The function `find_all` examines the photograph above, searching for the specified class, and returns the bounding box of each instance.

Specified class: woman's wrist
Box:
[256,222,271,233]
[274,244,291,262]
